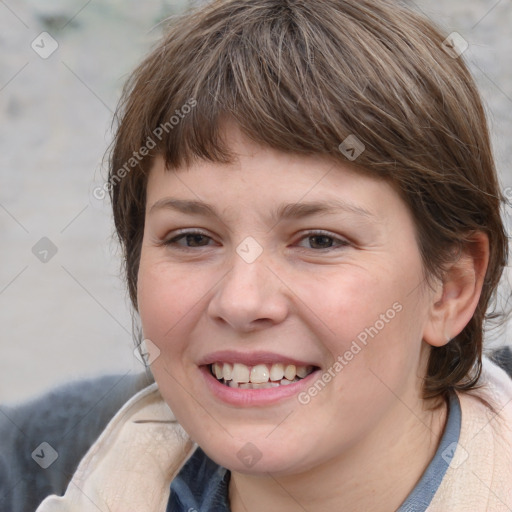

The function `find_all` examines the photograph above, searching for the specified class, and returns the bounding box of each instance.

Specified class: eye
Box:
[296,231,350,250]
[161,229,349,251]
[163,230,216,248]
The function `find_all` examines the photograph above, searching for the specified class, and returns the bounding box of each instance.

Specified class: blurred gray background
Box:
[1,0,511,404]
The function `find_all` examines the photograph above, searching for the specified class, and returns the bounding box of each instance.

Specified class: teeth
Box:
[213,362,223,379]
[232,363,250,383]
[250,364,270,384]
[211,362,314,387]
[227,378,300,389]
[296,366,310,378]
[222,363,233,381]
[269,363,284,381]
[284,364,296,380]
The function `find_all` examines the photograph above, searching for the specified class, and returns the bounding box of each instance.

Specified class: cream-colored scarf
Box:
[37,357,512,511]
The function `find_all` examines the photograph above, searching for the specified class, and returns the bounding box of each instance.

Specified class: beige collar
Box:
[427,358,512,510]
[37,358,512,511]
[36,383,195,512]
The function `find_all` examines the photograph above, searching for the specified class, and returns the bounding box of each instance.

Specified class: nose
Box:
[207,250,289,332]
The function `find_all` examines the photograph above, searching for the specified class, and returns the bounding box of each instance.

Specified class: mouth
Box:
[208,362,318,389]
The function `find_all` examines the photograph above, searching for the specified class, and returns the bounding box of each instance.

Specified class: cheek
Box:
[137,259,208,346]
[289,266,400,345]
[292,263,425,392]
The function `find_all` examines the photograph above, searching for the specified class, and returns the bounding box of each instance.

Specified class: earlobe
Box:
[422,232,489,348]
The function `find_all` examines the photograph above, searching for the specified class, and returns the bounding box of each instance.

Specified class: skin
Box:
[137,123,488,512]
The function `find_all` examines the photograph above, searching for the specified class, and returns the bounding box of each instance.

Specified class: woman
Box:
[31,0,512,510]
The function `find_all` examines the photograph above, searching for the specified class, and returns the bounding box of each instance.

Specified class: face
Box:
[137,125,437,476]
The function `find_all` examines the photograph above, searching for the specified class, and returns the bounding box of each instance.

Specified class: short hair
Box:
[108,0,508,400]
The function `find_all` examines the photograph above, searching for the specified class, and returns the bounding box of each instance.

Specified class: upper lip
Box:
[198,350,320,368]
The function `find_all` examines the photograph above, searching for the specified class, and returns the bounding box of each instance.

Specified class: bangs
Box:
[113,0,443,175]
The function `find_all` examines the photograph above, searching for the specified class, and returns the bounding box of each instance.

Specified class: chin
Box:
[202,439,315,476]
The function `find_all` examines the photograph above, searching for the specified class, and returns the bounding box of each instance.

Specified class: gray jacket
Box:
[0,371,152,512]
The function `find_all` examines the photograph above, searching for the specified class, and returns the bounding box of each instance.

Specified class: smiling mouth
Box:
[209,362,317,389]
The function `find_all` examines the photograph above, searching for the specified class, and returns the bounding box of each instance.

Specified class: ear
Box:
[422,232,489,347]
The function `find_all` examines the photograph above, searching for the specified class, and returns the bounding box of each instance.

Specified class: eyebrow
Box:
[148,198,375,221]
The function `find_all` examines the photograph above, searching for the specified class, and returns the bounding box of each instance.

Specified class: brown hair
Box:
[108,0,508,399]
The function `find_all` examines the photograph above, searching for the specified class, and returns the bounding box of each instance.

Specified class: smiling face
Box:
[137,125,440,477]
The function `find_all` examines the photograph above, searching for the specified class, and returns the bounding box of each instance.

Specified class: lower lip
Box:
[200,365,320,406]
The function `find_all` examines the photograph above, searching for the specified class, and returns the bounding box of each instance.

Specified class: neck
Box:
[229,395,447,512]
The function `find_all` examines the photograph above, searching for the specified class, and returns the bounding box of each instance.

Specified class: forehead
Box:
[145,121,413,229]
[145,171,412,252]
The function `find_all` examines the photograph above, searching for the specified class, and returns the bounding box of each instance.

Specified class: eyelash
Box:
[162,229,350,251]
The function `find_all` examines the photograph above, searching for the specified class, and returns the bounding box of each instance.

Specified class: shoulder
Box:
[36,378,194,512]
[457,352,512,448]
[0,372,152,512]
[428,353,512,510]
